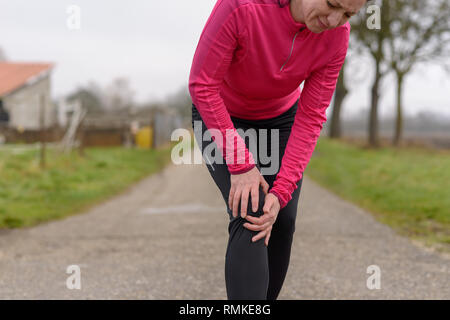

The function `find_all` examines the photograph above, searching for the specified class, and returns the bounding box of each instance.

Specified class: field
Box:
[307,137,450,252]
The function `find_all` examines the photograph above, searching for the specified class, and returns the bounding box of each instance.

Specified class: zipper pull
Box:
[279,27,306,72]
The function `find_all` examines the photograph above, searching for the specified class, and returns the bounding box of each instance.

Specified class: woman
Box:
[189,0,366,300]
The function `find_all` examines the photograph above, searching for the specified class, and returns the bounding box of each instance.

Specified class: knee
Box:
[235,186,267,218]
[227,186,268,238]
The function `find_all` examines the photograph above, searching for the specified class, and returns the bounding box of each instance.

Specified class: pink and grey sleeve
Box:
[188,0,256,175]
[269,30,350,209]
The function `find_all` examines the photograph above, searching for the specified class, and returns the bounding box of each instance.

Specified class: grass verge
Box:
[307,137,450,254]
[0,144,174,228]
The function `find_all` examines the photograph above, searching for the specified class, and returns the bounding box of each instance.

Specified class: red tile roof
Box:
[0,62,54,97]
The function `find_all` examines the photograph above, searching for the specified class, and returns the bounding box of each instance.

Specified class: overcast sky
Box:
[1,0,449,118]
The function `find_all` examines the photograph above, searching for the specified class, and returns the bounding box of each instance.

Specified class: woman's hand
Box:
[229,166,269,218]
[243,193,281,246]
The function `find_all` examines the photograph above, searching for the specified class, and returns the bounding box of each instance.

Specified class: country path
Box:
[0,162,448,299]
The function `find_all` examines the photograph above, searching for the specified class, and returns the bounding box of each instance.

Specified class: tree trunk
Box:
[369,26,385,149]
[393,72,404,146]
[329,62,348,139]
[369,60,381,148]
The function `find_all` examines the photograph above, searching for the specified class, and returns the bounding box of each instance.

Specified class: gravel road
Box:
[0,162,448,299]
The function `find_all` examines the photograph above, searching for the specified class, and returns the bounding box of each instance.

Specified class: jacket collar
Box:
[282,1,307,32]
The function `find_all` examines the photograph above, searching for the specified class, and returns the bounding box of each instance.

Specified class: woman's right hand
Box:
[228,166,269,218]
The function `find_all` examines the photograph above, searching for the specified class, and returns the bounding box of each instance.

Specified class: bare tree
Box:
[103,77,135,112]
[351,0,392,147]
[351,0,450,147]
[329,61,349,138]
[387,0,450,146]
[67,83,104,115]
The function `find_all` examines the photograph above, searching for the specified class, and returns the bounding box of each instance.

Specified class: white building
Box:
[0,62,56,130]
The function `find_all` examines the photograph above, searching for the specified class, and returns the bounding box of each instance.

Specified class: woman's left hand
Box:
[243,193,281,246]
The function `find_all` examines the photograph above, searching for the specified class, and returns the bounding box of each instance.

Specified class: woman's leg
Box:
[192,104,269,300]
[191,99,302,300]
[265,176,302,300]
[224,190,269,300]
[255,100,303,300]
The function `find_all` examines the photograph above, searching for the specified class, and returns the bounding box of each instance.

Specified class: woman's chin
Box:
[307,24,324,34]
[304,20,324,34]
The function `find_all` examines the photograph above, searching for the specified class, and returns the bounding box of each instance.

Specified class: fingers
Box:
[240,190,277,245]
[245,213,272,226]
[243,218,273,244]
[265,227,272,247]
[260,177,269,195]
[243,221,271,232]
[232,188,241,218]
[230,185,261,218]
[250,186,259,214]
[251,227,269,243]
[263,194,274,214]
[231,187,253,218]
[240,186,250,218]
[229,168,268,219]
[228,186,235,213]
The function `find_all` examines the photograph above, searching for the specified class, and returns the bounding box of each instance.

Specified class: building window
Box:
[0,99,10,123]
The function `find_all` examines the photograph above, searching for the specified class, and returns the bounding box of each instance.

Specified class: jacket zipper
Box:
[279,27,306,72]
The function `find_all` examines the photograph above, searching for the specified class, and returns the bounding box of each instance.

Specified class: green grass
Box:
[307,137,450,253]
[0,144,174,228]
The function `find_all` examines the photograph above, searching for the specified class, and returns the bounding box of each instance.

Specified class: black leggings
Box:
[191,99,303,300]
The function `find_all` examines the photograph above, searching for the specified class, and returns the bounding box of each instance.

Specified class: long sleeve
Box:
[269,33,350,209]
[188,0,256,174]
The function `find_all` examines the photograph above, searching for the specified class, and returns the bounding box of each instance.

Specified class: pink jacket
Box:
[189,0,350,209]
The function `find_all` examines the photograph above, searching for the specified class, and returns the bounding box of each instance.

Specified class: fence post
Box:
[77,119,85,157]
[39,94,46,169]
[151,108,156,149]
